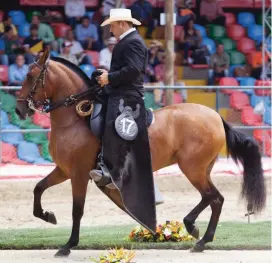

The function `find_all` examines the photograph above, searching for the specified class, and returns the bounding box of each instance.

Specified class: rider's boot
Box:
[89,153,116,189]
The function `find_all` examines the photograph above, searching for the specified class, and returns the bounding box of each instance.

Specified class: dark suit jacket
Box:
[108,30,148,97]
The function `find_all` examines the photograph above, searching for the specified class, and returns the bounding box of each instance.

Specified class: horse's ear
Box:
[38,48,50,67]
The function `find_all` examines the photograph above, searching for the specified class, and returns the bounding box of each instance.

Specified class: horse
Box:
[15,49,266,257]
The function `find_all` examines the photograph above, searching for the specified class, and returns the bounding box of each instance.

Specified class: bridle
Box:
[17,60,103,115]
[16,59,104,128]
[17,61,51,114]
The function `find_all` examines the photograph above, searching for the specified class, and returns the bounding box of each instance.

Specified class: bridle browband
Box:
[17,60,103,114]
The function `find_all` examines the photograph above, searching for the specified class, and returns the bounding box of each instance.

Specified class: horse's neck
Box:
[49,63,87,130]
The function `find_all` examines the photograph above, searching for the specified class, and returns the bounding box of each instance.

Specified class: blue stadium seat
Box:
[79,64,96,77]
[201,37,216,54]
[34,158,52,165]
[236,77,256,95]
[18,22,30,38]
[8,10,26,26]
[229,64,244,77]
[1,124,24,145]
[1,110,9,126]
[248,25,263,44]
[194,24,207,37]
[0,39,5,50]
[17,141,41,163]
[264,106,271,125]
[237,12,255,28]
[250,93,271,107]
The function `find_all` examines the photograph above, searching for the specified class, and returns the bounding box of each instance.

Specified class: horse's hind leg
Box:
[192,182,224,252]
[181,158,217,239]
[179,157,224,251]
[33,166,68,224]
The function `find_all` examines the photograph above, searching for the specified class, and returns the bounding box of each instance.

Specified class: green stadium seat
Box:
[41,141,53,162]
[229,51,246,65]
[144,92,160,110]
[1,93,16,113]
[208,25,226,40]
[24,124,48,144]
[220,38,236,51]
[10,111,33,129]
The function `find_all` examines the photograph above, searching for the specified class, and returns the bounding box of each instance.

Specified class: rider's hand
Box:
[97,69,109,87]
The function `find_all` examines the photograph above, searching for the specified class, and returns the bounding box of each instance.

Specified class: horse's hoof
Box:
[191,226,200,239]
[190,243,205,253]
[54,248,70,258]
[46,211,57,225]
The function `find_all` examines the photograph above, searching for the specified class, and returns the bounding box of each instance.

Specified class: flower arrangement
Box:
[90,247,136,263]
[129,221,194,242]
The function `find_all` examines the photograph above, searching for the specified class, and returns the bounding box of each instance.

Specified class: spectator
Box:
[175,0,195,26]
[75,16,100,51]
[179,19,202,65]
[59,42,79,65]
[31,15,55,44]
[102,0,125,17]
[146,40,164,82]
[63,29,92,64]
[129,0,156,39]
[0,14,17,36]
[50,40,60,57]
[65,0,86,29]
[199,0,225,27]
[23,24,43,60]
[99,37,117,71]
[208,43,229,85]
[8,54,28,86]
[0,25,21,65]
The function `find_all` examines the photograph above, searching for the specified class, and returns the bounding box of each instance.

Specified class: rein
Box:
[16,60,104,128]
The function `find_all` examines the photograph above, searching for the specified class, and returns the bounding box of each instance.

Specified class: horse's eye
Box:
[27,74,33,81]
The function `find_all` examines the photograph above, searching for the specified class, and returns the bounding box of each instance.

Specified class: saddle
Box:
[90,102,154,140]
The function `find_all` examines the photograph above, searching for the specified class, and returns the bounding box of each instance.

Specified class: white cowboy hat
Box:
[101,8,141,27]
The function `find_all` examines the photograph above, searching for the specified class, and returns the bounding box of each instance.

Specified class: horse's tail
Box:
[221,117,266,212]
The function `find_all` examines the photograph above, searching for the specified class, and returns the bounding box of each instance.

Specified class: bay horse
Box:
[15,49,266,257]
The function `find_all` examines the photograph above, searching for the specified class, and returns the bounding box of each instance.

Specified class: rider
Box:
[89,9,162,228]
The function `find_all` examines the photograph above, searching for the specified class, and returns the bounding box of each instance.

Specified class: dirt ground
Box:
[0,250,271,263]
[0,174,271,229]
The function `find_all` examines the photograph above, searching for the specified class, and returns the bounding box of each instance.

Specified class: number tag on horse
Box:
[115,109,138,141]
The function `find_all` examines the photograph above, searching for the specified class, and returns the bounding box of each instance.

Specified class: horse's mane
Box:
[50,56,96,89]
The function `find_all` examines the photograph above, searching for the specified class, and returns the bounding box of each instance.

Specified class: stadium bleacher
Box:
[1,0,271,163]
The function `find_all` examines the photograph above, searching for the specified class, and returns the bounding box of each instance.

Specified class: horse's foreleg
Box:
[33,166,68,224]
[55,173,89,257]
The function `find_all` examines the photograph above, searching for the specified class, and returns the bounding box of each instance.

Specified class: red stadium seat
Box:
[0,65,8,83]
[33,112,51,128]
[2,142,17,163]
[86,51,99,68]
[264,140,271,156]
[230,91,250,110]
[237,37,256,54]
[253,129,270,143]
[241,106,263,126]
[219,77,239,94]
[254,80,272,96]
[225,13,236,26]
[227,24,246,41]
[51,23,71,38]
[175,26,183,41]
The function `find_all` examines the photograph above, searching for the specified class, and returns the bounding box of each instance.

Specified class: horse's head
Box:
[16,49,52,120]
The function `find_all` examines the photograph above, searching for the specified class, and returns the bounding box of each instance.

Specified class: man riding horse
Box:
[89,8,158,232]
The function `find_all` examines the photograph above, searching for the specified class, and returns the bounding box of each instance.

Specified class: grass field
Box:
[0,221,270,250]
